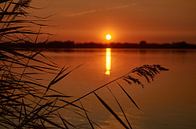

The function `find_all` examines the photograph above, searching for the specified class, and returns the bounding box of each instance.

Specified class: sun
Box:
[105,34,112,41]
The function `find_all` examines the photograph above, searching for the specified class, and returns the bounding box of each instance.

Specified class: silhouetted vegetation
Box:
[0,1,169,129]
[1,40,196,50]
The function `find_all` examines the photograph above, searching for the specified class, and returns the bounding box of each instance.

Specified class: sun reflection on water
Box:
[105,48,111,75]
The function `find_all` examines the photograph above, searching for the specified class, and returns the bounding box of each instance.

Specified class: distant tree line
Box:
[0,40,196,50]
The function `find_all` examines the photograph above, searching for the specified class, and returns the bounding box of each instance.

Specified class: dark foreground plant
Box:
[0,49,168,129]
[0,1,169,129]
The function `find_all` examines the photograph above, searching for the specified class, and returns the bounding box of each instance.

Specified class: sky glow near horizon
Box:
[32,0,196,43]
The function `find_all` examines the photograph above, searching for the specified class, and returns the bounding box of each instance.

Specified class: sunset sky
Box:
[32,0,196,43]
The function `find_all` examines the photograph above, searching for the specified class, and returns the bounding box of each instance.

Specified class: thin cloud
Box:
[107,5,130,10]
[65,10,97,17]
[65,4,130,17]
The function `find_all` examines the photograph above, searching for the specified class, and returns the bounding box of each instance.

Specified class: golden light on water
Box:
[105,48,111,75]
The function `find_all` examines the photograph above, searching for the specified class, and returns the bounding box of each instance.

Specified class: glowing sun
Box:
[105,34,112,41]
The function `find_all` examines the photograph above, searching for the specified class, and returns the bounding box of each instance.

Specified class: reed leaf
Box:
[58,114,69,129]
[117,82,140,110]
[0,0,9,3]
[107,86,133,129]
[94,92,129,129]
[80,101,95,129]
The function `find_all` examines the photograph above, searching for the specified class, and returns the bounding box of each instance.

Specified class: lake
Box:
[43,48,196,129]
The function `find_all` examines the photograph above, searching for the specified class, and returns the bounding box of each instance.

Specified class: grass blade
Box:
[80,101,95,129]
[107,87,133,129]
[117,82,140,110]
[94,92,129,129]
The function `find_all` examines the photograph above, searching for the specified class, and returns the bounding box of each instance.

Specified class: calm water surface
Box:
[44,49,196,129]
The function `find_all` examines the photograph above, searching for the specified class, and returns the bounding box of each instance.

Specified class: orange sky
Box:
[32,0,196,43]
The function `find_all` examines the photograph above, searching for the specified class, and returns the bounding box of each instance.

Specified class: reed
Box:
[0,1,169,129]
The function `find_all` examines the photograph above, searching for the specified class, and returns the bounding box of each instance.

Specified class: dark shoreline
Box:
[1,41,196,51]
